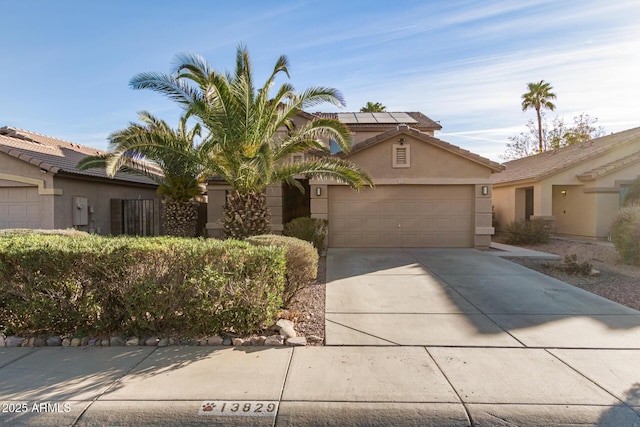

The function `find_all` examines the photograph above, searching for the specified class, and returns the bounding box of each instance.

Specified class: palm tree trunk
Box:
[162,199,199,237]
[537,108,543,152]
[223,190,271,239]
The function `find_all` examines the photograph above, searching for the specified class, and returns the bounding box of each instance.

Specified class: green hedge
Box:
[246,235,318,307]
[283,217,328,255]
[0,233,286,337]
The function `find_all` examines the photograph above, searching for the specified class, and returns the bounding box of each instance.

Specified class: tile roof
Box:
[0,126,159,186]
[492,127,640,185]
[338,124,503,172]
[313,111,442,130]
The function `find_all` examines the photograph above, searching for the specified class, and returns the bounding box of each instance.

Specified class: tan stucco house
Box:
[0,126,162,235]
[206,112,503,248]
[492,127,640,240]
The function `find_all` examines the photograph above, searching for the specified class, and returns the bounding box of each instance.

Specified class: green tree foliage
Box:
[521,80,557,153]
[78,112,206,236]
[360,101,386,112]
[502,113,605,160]
[129,45,373,238]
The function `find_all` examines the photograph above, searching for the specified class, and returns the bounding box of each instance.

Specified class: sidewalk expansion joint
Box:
[423,346,473,427]
[272,345,295,427]
[70,347,159,426]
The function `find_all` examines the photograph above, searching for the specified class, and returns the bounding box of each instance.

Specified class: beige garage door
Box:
[0,187,42,229]
[329,185,473,248]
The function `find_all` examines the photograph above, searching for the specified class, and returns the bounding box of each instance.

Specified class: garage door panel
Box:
[329,185,474,248]
[0,186,42,230]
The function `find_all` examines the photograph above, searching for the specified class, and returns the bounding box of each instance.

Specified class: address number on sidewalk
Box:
[198,401,278,417]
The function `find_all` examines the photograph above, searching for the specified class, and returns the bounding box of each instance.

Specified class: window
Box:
[392,144,410,168]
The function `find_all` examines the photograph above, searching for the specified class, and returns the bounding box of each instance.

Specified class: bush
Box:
[0,234,286,337]
[559,254,593,276]
[283,217,328,255]
[246,234,318,307]
[504,219,550,245]
[610,205,640,265]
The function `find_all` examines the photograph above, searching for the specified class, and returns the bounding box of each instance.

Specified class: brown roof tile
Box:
[339,124,503,172]
[0,126,159,186]
[492,127,640,185]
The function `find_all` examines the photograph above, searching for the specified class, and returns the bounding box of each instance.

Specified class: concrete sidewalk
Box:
[1,345,639,426]
[2,248,640,426]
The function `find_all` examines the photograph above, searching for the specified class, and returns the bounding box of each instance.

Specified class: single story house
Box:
[492,127,640,240]
[0,126,162,235]
[206,112,504,248]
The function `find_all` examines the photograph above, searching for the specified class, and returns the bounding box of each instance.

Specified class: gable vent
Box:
[392,144,410,168]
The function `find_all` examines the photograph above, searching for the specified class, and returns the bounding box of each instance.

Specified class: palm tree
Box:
[78,112,206,237]
[129,45,373,239]
[521,80,557,153]
[360,102,386,112]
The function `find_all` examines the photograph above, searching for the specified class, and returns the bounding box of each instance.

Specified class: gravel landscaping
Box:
[496,236,640,311]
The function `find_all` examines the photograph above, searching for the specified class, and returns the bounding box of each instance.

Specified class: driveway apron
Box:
[325,248,640,348]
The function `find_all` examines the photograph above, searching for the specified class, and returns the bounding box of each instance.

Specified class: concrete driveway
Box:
[326,248,640,348]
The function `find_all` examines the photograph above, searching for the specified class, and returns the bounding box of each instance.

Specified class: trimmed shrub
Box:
[504,219,550,245]
[610,205,640,265]
[283,217,328,255]
[246,234,318,307]
[0,234,286,337]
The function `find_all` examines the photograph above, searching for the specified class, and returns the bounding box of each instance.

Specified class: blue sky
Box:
[2,0,639,161]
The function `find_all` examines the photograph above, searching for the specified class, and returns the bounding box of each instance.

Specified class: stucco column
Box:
[205,181,231,238]
[266,184,283,234]
[474,184,494,248]
[531,181,555,233]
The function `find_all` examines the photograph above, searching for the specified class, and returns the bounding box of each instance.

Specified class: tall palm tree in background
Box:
[521,80,556,153]
[360,101,386,112]
[78,112,206,237]
[130,45,373,238]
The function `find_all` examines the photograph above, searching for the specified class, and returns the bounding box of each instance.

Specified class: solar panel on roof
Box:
[354,113,377,123]
[390,112,418,123]
[337,113,358,123]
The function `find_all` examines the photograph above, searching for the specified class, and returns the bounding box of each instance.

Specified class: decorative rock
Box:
[157,338,168,347]
[590,268,601,276]
[110,336,125,346]
[223,337,232,346]
[198,338,208,346]
[286,337,307,347]
[276,319,297,339]
[243,339,252,346]
[46,336,62,347]
[264,335,284,346]
[250,336,266,346]
[145,337,159,346]
[22,337,35,347]
[126,337,139,347]
[33,337,46,347]
[101,339,110,347]
[71,338,81,347]
[207,336,224,346]
[6,336,25,347]
[80,337,89,346]
[0,334,5,347]
[232,338,245,346]
[168,338,175,346]
[307,335,323,344]
[62,338,71,347]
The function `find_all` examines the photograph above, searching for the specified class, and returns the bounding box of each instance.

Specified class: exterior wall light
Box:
[481,186,489,195]
[316,187,322,196]
[561,190,567,196]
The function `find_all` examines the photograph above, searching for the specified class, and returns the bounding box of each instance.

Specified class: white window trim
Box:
[392,143,410,168]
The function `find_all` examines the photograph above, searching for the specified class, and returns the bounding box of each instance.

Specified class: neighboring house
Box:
[492,127,640,240]
[207,112,504,248]
[0,126,161,235]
